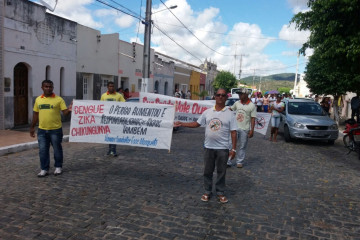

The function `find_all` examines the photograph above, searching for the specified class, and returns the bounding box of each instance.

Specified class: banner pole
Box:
[168,101,177,153]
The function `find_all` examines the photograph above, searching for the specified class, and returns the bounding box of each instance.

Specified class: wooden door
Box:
[14,63,28,126]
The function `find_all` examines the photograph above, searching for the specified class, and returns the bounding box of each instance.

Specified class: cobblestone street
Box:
[0,128,359,240]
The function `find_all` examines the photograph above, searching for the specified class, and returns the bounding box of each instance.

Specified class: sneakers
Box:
[108,151,118,157]
[37,170,48,177]
[237,163,243,168]
[54,167,62,176]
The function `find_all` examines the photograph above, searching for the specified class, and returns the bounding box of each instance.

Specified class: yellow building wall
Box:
[190,71,201,100]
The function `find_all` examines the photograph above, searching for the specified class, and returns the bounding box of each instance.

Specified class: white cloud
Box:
[287,0,309,13]
[279,23,310,47]
[115,15,135,28]
[52,0,103,29]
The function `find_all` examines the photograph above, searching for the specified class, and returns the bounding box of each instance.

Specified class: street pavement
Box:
[0,126,360,240]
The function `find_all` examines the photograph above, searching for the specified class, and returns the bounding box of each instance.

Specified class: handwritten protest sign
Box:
[69,100,175,150]
[254,112,272,135]
[140,92,214,123]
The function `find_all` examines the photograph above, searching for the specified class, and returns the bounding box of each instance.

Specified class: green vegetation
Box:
[212,71,237,93]
[291,0,360,96]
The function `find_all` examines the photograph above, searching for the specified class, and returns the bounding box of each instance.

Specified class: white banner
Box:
[69,100,175,150]
[254,112,272,135]
[140,92,215,122]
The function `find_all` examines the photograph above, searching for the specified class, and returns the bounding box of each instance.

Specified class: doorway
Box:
[14,63,28,126]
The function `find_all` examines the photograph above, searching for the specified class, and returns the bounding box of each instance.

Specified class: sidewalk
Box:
[0,121,71,156]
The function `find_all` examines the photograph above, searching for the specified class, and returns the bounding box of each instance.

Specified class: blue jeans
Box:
[37,128,63,171]
[235,129,249,164]
[108,144,116,154]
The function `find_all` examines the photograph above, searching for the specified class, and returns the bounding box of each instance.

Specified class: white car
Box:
[279,99,339,144]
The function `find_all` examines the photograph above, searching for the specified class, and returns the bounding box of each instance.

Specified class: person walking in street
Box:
[230,90,256,168]
[269,95,285,142]
[174,89,237,204]
[101,82,125,156]
[255,93,264,112]
[263,93,269,113]
[30,80,72,177]
[351,93,360,123]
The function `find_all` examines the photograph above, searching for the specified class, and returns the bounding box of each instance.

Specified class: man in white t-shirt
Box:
[174,89,237,204]
[230,90,257,168]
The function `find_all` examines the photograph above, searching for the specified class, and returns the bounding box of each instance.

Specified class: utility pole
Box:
[238,54,248,82]
[233,43,237,77]
[142,0,152,92]
[293,51,300,97]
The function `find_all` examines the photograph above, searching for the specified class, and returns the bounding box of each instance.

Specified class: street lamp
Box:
[152,5,177,14]
[141,1,177,92]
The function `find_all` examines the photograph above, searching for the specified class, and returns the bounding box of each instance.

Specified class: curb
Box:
[0,135,69,157]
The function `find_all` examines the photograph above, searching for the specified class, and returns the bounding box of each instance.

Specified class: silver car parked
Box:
[279,99,338,144]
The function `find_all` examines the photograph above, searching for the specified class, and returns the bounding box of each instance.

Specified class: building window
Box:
[83,77,88,95]
[164,82,168,95]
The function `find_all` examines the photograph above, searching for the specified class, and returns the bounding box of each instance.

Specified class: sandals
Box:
[201,194,210,202]
[218,195,228,203]
[201,194,229,203]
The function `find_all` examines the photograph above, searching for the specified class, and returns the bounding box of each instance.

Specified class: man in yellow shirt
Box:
[101,82,125,156]
[30,80,72,177]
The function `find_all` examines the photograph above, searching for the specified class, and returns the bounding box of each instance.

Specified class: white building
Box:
[153,54,174,95]
[76,24,119,100]
[3,0,76,129]
[118,40,154,96]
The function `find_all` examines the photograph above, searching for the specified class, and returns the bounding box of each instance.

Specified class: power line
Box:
[152,22,203,63]
[159,0,233,56]
[94,0,143,20]
[154,21,306,43]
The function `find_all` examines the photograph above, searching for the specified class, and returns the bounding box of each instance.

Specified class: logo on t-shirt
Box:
[39,104,51,109]
[237,113,245,122]
[209,118,222,132]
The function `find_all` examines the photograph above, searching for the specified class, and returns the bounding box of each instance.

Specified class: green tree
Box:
[212,71,237,93]
[291,0,360,96]
[278,87,291,94]
[192,90,209,100]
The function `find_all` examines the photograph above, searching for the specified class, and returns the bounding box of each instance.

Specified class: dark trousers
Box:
[203,148,228,196]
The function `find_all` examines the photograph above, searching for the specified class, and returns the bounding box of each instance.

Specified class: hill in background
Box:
[240,73,298,92]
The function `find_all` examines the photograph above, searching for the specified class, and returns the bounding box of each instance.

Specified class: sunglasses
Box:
[215,93,227,97]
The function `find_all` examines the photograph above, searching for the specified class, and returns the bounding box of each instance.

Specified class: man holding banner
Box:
[30,80,72,177]
[174,89,237,204]
[100,82,125,156]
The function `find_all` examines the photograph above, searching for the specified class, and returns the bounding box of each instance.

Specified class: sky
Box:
[36,0,312,78]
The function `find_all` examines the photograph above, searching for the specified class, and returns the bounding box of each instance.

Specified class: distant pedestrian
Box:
[230,89,256,168]
[269,95,285,142]
[101,82,125,156]
[255,93,263,112]
[263,93,269,113]
[117,87,124,97]
[123,88,131,100]
[174,88,181,98]
[30,80,72,177]
[186,90,191,99]
[320,97,330,115]
[174,89,237,204]
[351,93,360,123]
